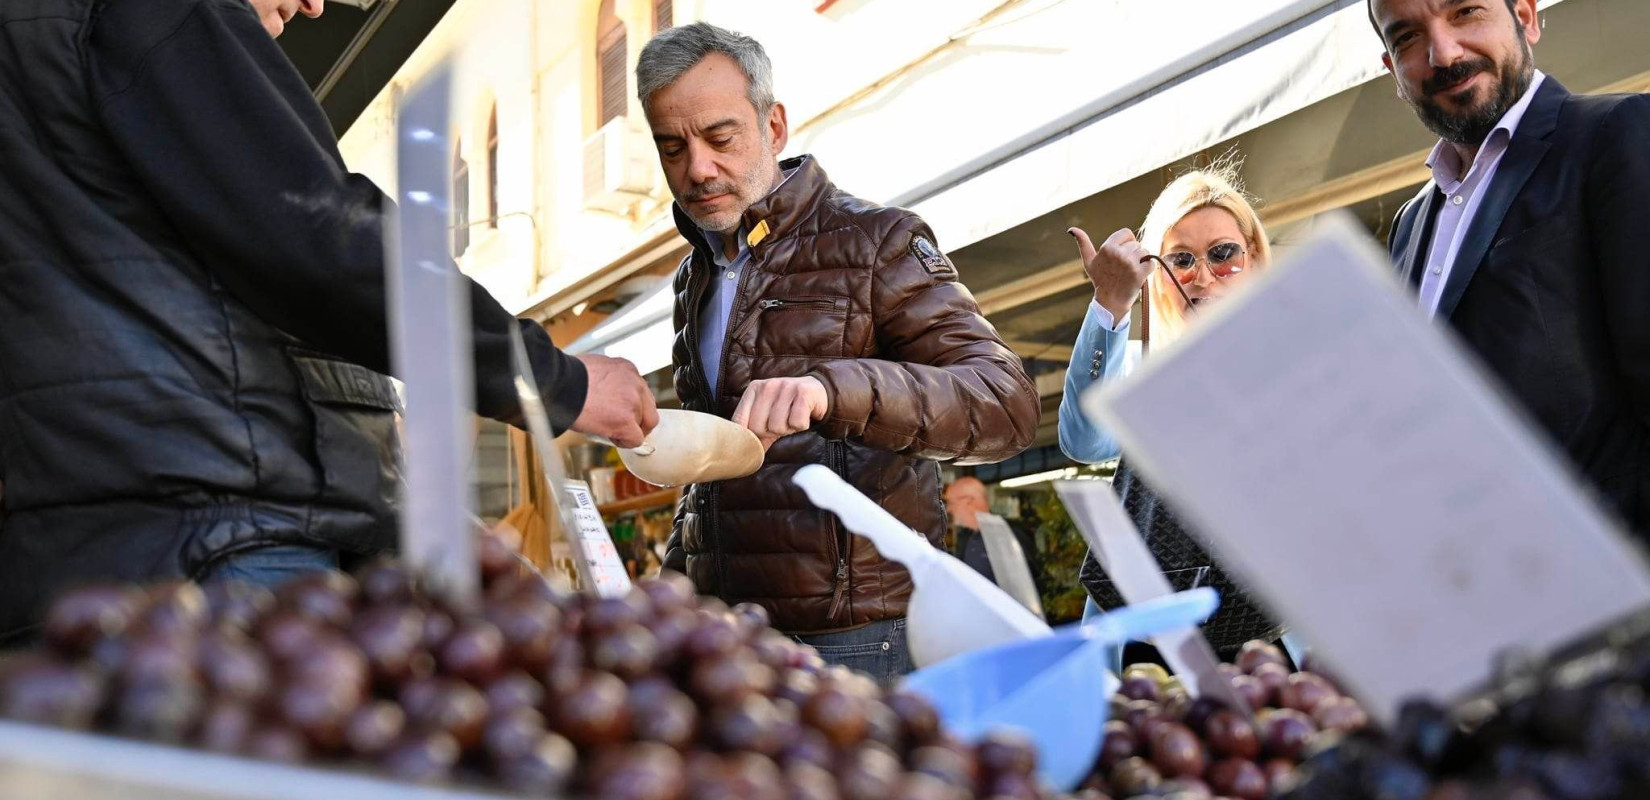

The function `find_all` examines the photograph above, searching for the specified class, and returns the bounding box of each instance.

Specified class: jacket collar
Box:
[671,154,830,259]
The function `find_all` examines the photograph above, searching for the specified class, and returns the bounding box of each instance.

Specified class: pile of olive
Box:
[1072,640,1371,800]
[0,537,1049,800]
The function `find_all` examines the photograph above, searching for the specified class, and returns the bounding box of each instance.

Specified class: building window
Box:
[653,0,672,33]
[486,106,499,228]
[597,0,627,127]
[452,141,470,258]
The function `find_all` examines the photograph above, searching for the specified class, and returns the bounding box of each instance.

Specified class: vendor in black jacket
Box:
[0,0,658,641]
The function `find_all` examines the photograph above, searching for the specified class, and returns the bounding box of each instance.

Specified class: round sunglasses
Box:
[1160,241,1247,284]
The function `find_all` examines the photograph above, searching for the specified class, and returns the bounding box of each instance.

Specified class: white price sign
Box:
[563,481,633,598]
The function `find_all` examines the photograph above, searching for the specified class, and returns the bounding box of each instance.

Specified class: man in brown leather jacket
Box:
[637,23,1040,681]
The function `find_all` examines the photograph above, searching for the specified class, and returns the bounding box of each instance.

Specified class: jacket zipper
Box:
[682,247,722,594]
[826,440,851,622]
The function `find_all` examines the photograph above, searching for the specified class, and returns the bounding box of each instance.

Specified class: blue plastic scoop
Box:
[900,588,1221,791]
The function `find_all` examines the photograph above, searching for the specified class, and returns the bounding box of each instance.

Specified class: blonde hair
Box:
[1138,162,1271,346]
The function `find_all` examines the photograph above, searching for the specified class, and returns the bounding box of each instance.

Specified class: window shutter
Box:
[452,149,470,258]
[598,37,627,126]
[654,0,672,32]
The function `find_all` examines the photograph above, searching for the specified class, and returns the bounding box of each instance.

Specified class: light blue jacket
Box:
[1057,300,1133,464]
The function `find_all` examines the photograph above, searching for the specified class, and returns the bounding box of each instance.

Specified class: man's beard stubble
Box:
[681,137,778,234]
[1404,38,1535,147]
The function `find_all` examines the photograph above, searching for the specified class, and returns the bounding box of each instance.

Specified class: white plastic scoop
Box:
[612,409,765,488]
[792,464,1052,667]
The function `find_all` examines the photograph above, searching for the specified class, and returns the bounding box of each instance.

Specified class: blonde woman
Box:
[1057,165,1284,656]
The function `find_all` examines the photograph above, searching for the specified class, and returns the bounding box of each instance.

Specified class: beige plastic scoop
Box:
[613,409,765,487]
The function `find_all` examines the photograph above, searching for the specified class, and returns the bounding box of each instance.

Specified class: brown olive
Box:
[886,692,939,746]
[1234,640,1287,675]
[257,611,324,663]
[1311,695,1370,733]
[552,670,632,749]
[1205,709,1262,760]
[1148,721,1206,779]
[1229,674,1269,713]
[1260,757,1296,791]
[1206,757,1268,800]
[711,694,786,755]
[120,633,199,687]
[730,602,771,635]
[1118,675,1162,704]
[984,770,1040,800]
[682,613,743,660]
[282,634,369,702]
[419,608,455,652]
[976,728,1038,776]
[691,653,775,707]
[542,636,585,697]
[477,530,523,585]
[834,744,902,800]
[277,571,357,629]
[909,744,975,790]
[380,730,461,783]
[1262,708,1317,760]
[785,761,842,800]
[638,571,697,612]
[1180,696,1228,735]
[592,741,688,800]
[202,582,275,634]
[43,585,141,654]
[1107,756,1162,797]
[779,727,836,771]
[582,593,651,639]
[1250,662,1290,708]
[1279,672,1338,715]
[344,700,406,757]
[437,619,506,685]
[803,687,868,748]
[276,680,357,751]
[776,669,820,708]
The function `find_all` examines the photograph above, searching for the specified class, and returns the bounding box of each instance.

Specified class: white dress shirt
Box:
[1418,71,1547,316]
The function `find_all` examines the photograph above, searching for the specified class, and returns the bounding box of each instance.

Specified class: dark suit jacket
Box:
[1389,78,1650,538]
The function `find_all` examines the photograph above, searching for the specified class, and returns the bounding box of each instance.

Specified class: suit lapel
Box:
[1397,185,1439,289]
[1436,78,1568,320]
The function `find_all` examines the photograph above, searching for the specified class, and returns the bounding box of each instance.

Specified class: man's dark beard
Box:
[1406,41,1534,147]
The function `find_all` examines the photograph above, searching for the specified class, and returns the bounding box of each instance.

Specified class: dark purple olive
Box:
[119,634,199,686]
[196,700,255,753]
[276,680,357,751]
[419,609,455,652]
[437,619,505,685]
[483,594,562,674]
[779,727,835,771]
[1148,721,1206,779]
[541,636,584,696]
[1263,708,1318,760]
[477,531,524,585]
[1251,662,1291,708]
[483,706,548,763]
[282,634,369,702]
[552,671,631,749]
[405,677,487,750]
[1181,696,1229,735]
[985,770,1040,800]
[1311,695,1370,732]
[277,571,358,628]
[244,723,310,764]
[638,571,697,612]
[43,585,141,654]
[345,700,406,757]
[381,730,461,783]
[116,676,205,743]
[203,582,276,633]
[0,655,106,728]
[592,624,661,681]
[197,632,270,704]
[581,593,650,639]
[1279,671,1338,715]
[776,669,820,708]
[691,654,774,707]
[257,611,324,663]
[682,613,743,660]
[1119,675,1163,703]
[358,559,416,606]
[730,602,771,635]
[350,605,429,686]
[496,732,576,795]
[884,692,940,746]
[1107,756,1162,797]
[484,670,546,715]
[712,694,786,755]
[630,684,698,750]
[722,752,785,800]
[1230,674,1269,712]
[785,761,842,800]
[835,744,903,800]
[909,744,976,790]
[139,582,209,637]
[1098,719,1138,769]
[645,606,699,669]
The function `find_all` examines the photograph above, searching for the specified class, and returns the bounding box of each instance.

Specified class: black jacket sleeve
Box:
[85,0,586,430]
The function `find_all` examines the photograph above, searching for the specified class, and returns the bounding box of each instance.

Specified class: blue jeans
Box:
[793,617,915,686]
[200,544,339,590]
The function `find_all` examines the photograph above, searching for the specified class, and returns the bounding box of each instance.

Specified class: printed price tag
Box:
[564,481,633,598]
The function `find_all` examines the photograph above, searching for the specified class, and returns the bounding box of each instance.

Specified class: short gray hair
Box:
[636,22,775,116]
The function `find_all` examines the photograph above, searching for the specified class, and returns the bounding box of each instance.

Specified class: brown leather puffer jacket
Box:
[664,155,1040,634]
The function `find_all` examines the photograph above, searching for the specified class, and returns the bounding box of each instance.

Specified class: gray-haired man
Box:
[639,23,1040,681]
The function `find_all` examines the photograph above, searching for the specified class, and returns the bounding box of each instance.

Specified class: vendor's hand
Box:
[732,377,829,450]
[1070,226,1154,323]
[570,354,659,448]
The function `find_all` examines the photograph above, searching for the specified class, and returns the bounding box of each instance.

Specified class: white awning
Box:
[562,279,676,376]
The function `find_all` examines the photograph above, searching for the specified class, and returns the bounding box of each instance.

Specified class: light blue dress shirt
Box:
[696,168,797,396]
[1057,299,1133,464]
